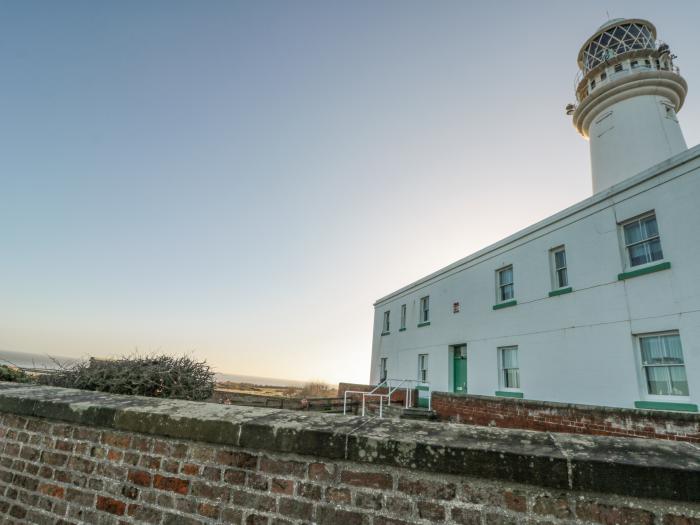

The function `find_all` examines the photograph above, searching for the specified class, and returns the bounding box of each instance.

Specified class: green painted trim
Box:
[618,261,671,280]
[549,287,573,297]
[495,390,524,398]
[416,385,430,391]
[492,300,517,310]
[634,401,698,412]
[380,331,390,336]
[417,321,431,327]
[398,328,406,332]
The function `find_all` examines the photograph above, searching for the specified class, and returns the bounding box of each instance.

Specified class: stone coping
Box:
[432,391,700,422]
[1,382,699,502]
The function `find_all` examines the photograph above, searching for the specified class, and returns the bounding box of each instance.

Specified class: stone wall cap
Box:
[1,382,698,502]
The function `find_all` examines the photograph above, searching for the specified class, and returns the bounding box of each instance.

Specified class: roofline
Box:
[373,145,700,307]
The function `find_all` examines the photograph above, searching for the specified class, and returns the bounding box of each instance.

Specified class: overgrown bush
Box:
[0,365,32,383]
[298,380,337,398]
[38,354,215,401]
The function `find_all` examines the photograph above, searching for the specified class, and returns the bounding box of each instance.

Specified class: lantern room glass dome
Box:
[580,20,656,73]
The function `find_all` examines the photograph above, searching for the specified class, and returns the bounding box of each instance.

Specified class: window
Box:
[418,354,429,382]
[631,60,639,68]
[600,71,607,81]
[382,311,390,334]
[590,79,596,90]
[419,296,430,324]
[639,333,688,396]
[499,346,520,389]
[497,266,514,302]
[622,213,663,267]
[379,358,388,383]
[644,59,651,67]
[400,304,406,330]
[551,247,568,289]
[614,63,623,72]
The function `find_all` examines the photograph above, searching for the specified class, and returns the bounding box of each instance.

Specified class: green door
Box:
[453,346,467,393]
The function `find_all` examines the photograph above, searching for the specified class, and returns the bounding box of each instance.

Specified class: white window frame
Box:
[382,311,390,334]
[418,354,429,382]
[620,212,664,269]
[379,357,388,383]
[498,346,521,391]
[419,296,430,324]
[635,331,690,401]
[496,266,514,303]
[550,246,569,290]
[400,304,406,330]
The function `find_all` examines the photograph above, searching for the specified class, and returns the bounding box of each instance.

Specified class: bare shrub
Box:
[38,354,215,401]
[298,380,337,398]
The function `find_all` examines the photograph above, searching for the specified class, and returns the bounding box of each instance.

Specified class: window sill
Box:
[618,261,671,281]
[495,390,523,399]
[380,332,390,336]
[634,401,697,412]
[398,328,406,332]
[548,287,572,297]
[417,322,431,328]
[493,300,517,310]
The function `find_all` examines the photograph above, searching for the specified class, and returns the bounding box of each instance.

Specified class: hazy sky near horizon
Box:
[2,1,699,384]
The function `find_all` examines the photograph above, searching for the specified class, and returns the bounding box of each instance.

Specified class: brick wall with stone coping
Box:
[0,382,699,525]
[432,392,700,443]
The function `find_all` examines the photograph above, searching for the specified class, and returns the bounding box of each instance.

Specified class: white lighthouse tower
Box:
[571,18,688,193]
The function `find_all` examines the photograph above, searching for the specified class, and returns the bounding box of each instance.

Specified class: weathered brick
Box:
[65,487,95,507]
[533,494,572,519]
[217,450,258,469]
[308,462,335,481]
[278,497,313,520]
[39,450,68,467]
[139,455,161,470]
[451,507,483,525]
[576,501,654,525]
[503,490,527,512]
[246,515,269,525]
[96,495,126,515]
[127,504,162,524]
[259,456,305,477]
[198,502,221,519]
[161,458,179,474]
[190,480,229,501]
[19,445,40,461]
[484,513,519,525]
[68,455,96,474]
[374,518,414,525]
[417,500,445,521]
[355,491,383,510]
[127,469,153,487]
[153,474,190,495]
[230,489,276,512]
[297,482,322,500]
[130,436,152,452]
[316,505,366,525]
[340,470,392,489]
[222,507,244,523]
[247,472,268,491]
[202,466,221,481]
[181,463,199,476]
[101,432,131,449]
[38,482,65,499]
[326,486,352,504]
[398,477,456,500]
[271,477,294,495]
[224,468,246,485]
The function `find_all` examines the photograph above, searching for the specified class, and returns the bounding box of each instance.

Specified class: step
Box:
[400,408,438,421]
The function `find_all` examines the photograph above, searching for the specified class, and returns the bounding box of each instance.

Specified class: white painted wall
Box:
[369,147,700,410]
[589,94,687,193]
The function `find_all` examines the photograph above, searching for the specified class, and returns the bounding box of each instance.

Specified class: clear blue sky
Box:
[1,1,699,383]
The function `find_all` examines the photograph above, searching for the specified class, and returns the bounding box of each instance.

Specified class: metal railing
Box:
[342,379,429,418]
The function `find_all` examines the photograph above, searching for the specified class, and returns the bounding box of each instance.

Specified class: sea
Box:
[0,349,304,387]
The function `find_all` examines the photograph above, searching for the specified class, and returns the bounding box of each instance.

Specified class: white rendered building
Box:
[369,18,699,412]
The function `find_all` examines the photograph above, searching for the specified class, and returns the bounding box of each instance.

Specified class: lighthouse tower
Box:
[571,19,688,193]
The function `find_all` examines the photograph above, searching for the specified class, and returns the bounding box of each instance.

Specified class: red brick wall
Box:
[1,411,699,525]
[432,392,700,443]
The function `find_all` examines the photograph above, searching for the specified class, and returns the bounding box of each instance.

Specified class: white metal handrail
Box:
[342,379,429,418]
